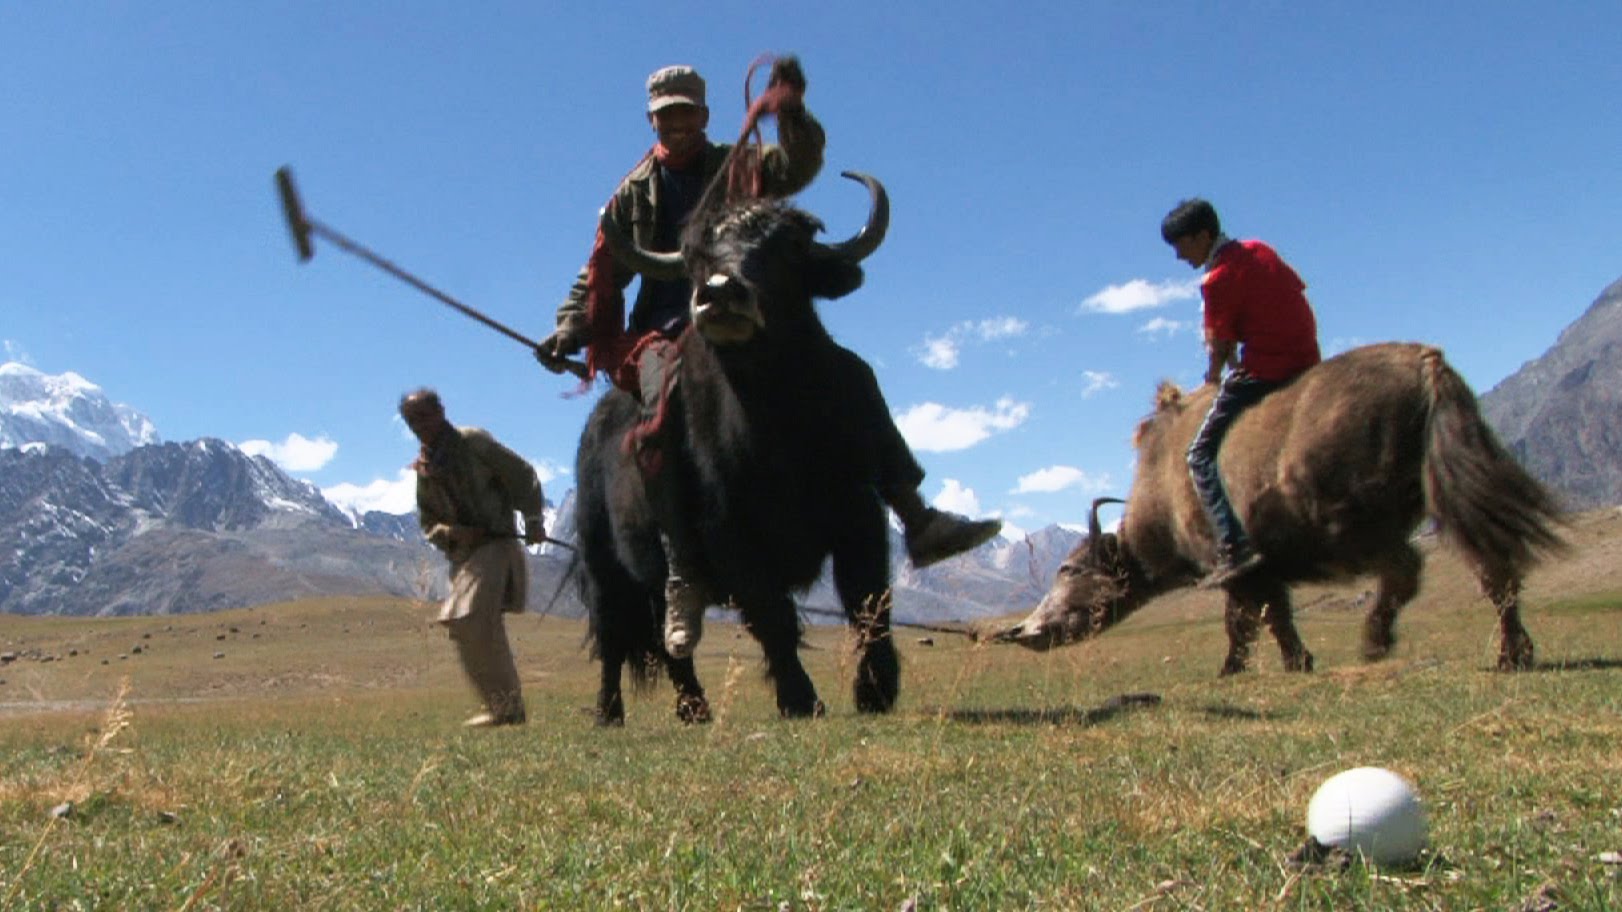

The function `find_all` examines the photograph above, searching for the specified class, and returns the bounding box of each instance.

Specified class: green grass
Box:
[2,569,1621,909]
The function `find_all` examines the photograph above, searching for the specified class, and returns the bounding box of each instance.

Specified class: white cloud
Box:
[1012,465,1111,494]
[531,459,569,486]
[917,335,960,370]
[913,316,1029,370]
[894,398,1030,452]
[930,478,983,517]
[323,469,417,516]
[1080,278,1199,314]
[1080,370,1118,397]
[238,432,339,472]
[973,316,1028,340]
[1136,316,1189,338]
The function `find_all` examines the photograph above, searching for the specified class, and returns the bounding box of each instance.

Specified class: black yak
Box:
[573,172,901,724]
[995,343,1566,674]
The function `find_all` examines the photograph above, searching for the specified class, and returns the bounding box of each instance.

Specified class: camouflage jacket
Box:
[415,426,545,557]
[552,109,826,338]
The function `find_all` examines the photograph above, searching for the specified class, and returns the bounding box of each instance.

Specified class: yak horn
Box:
[597,206,685,282]
[1088,497,1125,554]
[811,171,889,263]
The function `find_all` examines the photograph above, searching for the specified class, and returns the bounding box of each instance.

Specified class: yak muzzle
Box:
[692,274,764,344]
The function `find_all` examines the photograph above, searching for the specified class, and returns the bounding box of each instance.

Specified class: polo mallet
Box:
[275,166,588,380]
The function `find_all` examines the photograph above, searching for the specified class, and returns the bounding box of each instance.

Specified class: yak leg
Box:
[1218,593,1260,676]
[1224,579,1313,674]
[582,541,664,727]
[741,595,825,718]
[831,511,899,714]
[594,640,628,727]
[1482,570,1535,671]
[1362,544,1422,662]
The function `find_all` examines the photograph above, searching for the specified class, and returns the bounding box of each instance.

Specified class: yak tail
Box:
[1420,347,1567,578]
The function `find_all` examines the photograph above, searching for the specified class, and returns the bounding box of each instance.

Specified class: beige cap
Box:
[646,65,706,112]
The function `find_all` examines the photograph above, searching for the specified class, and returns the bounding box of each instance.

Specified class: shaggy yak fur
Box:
[573,176,899,725]
[997,342,1566,674]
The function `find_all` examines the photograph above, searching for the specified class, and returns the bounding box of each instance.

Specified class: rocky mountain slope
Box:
[1480,275,1622,510]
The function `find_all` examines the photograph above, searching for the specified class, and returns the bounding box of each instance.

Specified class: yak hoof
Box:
[676,694,712,724]
[1284,651,1315,673]
[595,693,625,727]
[1218,657,1249,677]
[779,698,827,720]
[1497,641,1535,672]
[854,690,896,714]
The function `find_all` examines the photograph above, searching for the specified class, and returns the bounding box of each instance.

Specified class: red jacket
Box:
[1202,239,1320,382]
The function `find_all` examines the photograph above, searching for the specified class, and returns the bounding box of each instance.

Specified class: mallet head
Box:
[275,166,315,262]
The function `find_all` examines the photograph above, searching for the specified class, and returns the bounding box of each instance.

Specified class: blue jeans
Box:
[1187,372,1282,556]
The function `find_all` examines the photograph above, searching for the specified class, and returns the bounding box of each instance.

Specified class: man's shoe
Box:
[905,509,1003,568]
[463,708,525,729]
[663,576,706,659]
[1198,549,1265,589]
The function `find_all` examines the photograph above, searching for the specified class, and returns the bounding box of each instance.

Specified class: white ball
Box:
[1306,767,1428,866]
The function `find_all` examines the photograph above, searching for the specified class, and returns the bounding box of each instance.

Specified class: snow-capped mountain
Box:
[0,362,159,461]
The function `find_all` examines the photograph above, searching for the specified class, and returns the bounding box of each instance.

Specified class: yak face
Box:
[684,203,861,347]
[994,533,1136,650]
[596,171,888,350]
[994,497,1140,651]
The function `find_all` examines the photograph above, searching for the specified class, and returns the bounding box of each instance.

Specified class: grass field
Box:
[3,512,1621,910]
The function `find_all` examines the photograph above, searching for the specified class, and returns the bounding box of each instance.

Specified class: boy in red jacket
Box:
[1162,198,1321,586]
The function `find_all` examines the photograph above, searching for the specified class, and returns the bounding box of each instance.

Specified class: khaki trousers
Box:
[438,538,526,717]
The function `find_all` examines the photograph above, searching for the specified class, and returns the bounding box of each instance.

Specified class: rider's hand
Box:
[768,56,806,93]
[768,56,806,111]
[534,327,585,374]
[522,517,547,547]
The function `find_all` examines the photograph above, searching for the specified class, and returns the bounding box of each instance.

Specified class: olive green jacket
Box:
[415,427,545,561]
[552,109,826,339]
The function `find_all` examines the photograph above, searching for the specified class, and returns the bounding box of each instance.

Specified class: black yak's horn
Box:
[812,171,889,263]
[598,206,685,282]
[1088,497,1125,554]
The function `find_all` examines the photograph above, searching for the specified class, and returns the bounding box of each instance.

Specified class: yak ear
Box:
[805,260,865,300]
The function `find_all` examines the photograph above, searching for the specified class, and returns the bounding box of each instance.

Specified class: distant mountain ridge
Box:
[1480,275,1622,510]
[0,436,1080,620]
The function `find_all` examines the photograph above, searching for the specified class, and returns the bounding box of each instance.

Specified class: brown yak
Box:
[994,342,1566,674]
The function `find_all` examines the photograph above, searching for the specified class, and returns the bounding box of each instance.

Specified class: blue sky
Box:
[4,3,1620,537]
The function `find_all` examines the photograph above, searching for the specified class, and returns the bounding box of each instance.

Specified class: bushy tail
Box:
[1420,347,1567,578]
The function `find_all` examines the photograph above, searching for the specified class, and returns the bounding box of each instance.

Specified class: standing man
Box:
[1162,198,1321,587]
[402,388,547,728]
[536,59,1000,659]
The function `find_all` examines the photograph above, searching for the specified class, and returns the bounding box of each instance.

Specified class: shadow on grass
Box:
[1527,656,1622,672]
[1198,702,1282,721]
[939,692,1162,727]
